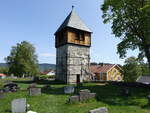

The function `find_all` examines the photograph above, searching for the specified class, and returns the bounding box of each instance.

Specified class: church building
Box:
[54,8,92,83]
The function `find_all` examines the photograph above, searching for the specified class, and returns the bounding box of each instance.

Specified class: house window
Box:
[75,31,84,41]
[118,77,121,81]
[100,73,103,80]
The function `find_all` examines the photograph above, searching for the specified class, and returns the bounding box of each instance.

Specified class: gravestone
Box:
[29,88,41,96]
[69,95,79,103]
[11,98,26,113]
[89,93,96,99]
[3,83,19,92]
[147,95,150,105]
[89,107,108,113]
[79,89,90,101]
[27,111,37,113]
[0,92,4,99]
[43,85,52,90]
[28,83,37,89]
[121,88,130,96]
[64,86,75,94]
[3,86,10,93]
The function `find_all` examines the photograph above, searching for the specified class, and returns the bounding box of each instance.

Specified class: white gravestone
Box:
[64,86,75,94]
[89,107,108,113]
[11,98,26,113]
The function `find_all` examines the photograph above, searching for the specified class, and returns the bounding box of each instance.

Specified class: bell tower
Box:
[54,8,92,83]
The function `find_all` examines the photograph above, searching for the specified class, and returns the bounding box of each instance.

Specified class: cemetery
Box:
[0,78,150,113]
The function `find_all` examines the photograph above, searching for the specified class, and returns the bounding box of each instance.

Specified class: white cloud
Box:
[39,53,56,57]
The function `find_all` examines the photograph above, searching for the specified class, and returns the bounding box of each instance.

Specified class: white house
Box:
[42,70,55,76]
[0,73,6,79]
[46,70,55,76]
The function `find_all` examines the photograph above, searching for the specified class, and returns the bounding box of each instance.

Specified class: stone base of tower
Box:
[56,44,91,84]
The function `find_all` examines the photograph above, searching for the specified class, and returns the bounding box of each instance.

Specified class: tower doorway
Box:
[77,74,80,83]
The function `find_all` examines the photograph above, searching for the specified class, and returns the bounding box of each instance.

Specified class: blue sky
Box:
[0,0,138,65]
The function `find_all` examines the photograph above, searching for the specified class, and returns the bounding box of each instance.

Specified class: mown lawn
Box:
[0,79,150,113]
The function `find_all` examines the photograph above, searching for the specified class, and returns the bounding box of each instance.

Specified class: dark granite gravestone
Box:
[3,86,10,93]
[69,95,79,103]
[11,98,26,113]
[147,95,150,105]
[64,86,75,94]
[79,89,90,101]
[3,83,19,92]
[43,85,52,89]
[121,88,130,96]
[29,87,41,96]
[89,107,108,113]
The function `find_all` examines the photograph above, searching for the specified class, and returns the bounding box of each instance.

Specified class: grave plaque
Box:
[29,88,41,96]
[11,98,26,113]
[64,86,75,94]
[69,95,79,103]
[89,107,108,113]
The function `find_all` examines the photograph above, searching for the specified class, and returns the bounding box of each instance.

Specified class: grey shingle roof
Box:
[136,75,150,84]
[55,10,92,34]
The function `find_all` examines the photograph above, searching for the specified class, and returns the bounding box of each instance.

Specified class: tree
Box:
[5,41,39,77]
[123,57,142,82]
[101,0,150,69]
[0,67,9,75]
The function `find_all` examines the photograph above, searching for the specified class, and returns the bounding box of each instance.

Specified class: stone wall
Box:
[56,44,91,83]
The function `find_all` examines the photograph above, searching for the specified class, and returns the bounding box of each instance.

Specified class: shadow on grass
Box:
[13,79,65,85]
[76,83,150,107]
[12,79,150,107]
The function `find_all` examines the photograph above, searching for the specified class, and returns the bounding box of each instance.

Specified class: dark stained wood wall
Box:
[55,28,91,48]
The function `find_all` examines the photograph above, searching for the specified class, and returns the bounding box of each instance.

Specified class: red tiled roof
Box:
[90,64,115,74]
[0,73,6,76]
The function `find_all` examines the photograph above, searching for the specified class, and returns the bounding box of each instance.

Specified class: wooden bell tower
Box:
[54,8,92,83]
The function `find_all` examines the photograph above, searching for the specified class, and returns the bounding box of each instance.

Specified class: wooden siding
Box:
[55,28,91,48]
[95,73,107,81]
[107,66,123,81]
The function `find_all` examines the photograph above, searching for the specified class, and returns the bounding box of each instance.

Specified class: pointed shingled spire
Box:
[55,9,92,34]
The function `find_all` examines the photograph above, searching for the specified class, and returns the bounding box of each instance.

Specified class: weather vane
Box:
[72,5,74,10]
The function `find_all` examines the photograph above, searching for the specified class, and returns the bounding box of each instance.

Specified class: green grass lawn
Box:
[0,79,150,113]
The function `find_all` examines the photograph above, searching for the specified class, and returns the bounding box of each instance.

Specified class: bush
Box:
[38,75,55,80]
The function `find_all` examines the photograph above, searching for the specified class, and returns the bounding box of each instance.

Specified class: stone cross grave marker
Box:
[11,98,26,113]
[89,107,108,113]
[29,87,41,96]
[64,86,75,94]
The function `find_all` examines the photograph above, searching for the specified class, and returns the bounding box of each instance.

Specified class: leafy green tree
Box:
[5,41,39,77]
[0,67,9,75]
[101,0,150,68]
[139,62,150,75]
[123,57,142,82]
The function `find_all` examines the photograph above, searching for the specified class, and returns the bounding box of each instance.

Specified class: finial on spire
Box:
[72,5,74,10]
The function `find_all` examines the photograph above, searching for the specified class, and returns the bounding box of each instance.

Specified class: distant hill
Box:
[0,63,8,67]
[0,63,56,72]
[39,63,56,72]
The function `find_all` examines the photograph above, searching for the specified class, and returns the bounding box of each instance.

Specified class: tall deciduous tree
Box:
[5,41,39,77]
[123,57,142,82]
[101,0,150,68]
